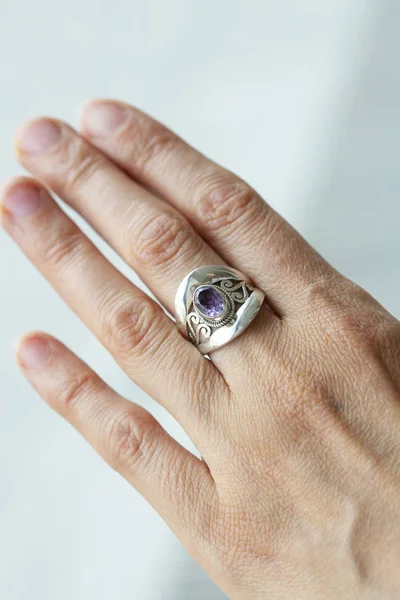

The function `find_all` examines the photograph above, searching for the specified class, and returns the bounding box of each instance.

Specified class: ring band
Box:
[174,265,265,354]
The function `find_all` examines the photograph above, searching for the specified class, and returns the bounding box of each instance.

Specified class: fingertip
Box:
[14,117,61,157]
[15,332,52,371]
[80,98,128,138]
[0,177,43,221]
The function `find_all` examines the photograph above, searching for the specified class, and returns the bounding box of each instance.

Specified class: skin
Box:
[1,99,400,599]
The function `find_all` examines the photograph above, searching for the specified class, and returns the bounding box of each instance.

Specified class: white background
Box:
[1,1,399,598]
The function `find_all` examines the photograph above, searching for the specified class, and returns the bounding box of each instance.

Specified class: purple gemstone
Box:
[194,286,226,319]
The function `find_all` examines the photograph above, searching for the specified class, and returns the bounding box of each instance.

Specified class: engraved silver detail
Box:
[175,265,265,354]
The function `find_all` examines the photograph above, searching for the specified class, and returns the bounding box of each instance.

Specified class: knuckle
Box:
[303,275,353,329]
[65,147,105,193]
[101,295,167,358]
[306,277,379,344]
[301,278,391,381]
[304,274,354,307]
[196,178,263,234]
[107,410,158,473]
[376,318,400,351]
[48,133,106,193]
[41,225,87,273]
[316,302,368,352]
[59,370,100,410]
[131,121,176,175]
[134,211,199,269]
[281,381,338,444]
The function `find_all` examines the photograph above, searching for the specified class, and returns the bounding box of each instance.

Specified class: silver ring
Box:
[174,265,265,354]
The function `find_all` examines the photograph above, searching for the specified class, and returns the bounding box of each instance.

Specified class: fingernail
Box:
[16,119,61,155]
[81,101,128,137]
[1,184,41,218]
[17,336,50,370]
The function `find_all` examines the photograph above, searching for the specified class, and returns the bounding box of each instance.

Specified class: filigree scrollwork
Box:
[219,278,251,303]
[185,277,255,346]
[175,265,265,354]
[186,312,211,344]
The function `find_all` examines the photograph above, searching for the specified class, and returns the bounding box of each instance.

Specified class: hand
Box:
[2,100,400,599]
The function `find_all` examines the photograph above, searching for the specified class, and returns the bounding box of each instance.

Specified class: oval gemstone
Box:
[194,286,226,319]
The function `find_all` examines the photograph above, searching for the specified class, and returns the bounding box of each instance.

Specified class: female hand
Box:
[1,99,400,599]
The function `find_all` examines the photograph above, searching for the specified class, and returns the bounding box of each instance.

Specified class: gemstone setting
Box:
[193,285,227,320]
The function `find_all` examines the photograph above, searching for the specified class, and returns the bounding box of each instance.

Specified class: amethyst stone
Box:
[194,286,226,319]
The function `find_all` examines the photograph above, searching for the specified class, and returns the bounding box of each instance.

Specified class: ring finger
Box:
[14,117,279,366]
